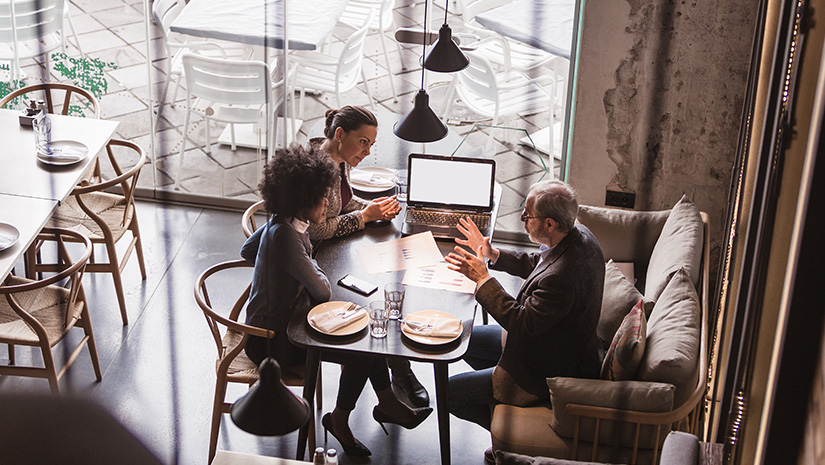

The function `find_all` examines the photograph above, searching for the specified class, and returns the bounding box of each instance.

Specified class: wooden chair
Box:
[241,200,266,239]
[32,139,148,325]
[194,259,316,463]
[0,228,101,393]
[0,82,100,117]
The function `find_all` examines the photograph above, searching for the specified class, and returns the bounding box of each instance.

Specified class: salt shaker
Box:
[325,448,338,464]
[312,447,325,465]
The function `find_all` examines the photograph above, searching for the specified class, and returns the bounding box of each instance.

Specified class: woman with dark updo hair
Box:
[241,144,430,458]
[306,105,402,240]
[308,105,433,413]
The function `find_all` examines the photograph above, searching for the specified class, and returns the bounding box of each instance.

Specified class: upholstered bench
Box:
[490,196,710,464]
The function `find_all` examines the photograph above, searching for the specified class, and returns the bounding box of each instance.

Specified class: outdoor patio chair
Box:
[0,227,101,394]
[292,8,377,118]
[176,53,296,188]
[152,0,253,118]
[442,50,556,149]
[0,0,68,84]
[338,0,402,102]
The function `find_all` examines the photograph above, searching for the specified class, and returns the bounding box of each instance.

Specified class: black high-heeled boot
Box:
[372,405,433,434]
[321,412,372,457]
[390,359,430,407]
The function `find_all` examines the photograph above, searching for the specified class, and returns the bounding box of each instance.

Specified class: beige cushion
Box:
[600,300,646,381]
[577,205,670,266]
[644,195,703,301]
[638,268,701,407]
[598,260,654,346]
[546,377,674,448]
[491,403,660,463]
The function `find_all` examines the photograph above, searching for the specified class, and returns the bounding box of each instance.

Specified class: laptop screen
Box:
[406,154,495,210]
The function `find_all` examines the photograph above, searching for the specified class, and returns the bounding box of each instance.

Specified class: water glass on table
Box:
[368,301,389,338]
[384,282,405,320]
[33,113,51,154]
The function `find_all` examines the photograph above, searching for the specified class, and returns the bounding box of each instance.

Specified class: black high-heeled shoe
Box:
[372,405,433,434]
[321,413,372,457]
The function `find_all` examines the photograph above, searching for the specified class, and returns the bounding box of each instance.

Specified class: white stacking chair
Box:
[457,0,555,72]
[292,8,377,118]
[0,0,67,84]
[176,54,295,188]
[152,0,253,117]
[338,0,401,102]
[442,50,556,149]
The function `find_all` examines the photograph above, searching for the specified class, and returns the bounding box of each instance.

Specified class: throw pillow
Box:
[637,268,701,407]
[601,299,647,380]
[598,260,654,347]
[577,205,670,264]
[644,195,703,302]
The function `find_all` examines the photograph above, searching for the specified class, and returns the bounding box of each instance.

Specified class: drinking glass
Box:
[384,282,405,320]
[33,114,51,154]
[393,170,407,202]
[368,301,389,338]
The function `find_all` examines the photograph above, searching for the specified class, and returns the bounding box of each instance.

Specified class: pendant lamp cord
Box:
[443,0,448,25]
[421,0,429,91]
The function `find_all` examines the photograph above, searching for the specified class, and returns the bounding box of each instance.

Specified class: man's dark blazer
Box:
[475,224,605,406]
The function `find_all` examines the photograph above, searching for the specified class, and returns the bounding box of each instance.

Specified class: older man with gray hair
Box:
[445,180,605,449]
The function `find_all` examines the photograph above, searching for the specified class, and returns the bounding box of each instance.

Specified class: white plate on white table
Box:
[36,140,89,166]
[0,222,20,252]
[350,166,396,193]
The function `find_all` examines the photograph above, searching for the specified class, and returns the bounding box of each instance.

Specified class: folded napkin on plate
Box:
[405,317,462,338]
[350,170,395,189]
[310,308,367,333]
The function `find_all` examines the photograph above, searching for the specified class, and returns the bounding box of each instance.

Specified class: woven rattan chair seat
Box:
[50,192,132,242]
[0,276,81,346]
[222,330,260,383]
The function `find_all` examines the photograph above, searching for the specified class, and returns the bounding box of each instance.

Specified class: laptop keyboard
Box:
[406,209,489,229]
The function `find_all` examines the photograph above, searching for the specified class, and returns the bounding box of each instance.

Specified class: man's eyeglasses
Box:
[520,209,549,223]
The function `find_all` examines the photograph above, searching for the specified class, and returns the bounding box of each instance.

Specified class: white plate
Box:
[36,140,89,165]
[401,310,463,345]
[350,166,396,193]
[0,222,20,252]
[307,301,369,336]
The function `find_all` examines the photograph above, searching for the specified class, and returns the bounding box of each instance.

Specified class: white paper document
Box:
[355,231,444,274]
[402,262,476,294]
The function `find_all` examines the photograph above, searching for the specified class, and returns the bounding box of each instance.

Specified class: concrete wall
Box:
[568,0,758,267]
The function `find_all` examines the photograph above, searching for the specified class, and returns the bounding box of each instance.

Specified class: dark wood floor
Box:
[0,200,517,465]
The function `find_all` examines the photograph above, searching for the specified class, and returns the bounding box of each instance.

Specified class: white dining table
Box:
[474,0,575,59]
[0,109,119,202]
[170,0,349,51]
[0,108,118,281]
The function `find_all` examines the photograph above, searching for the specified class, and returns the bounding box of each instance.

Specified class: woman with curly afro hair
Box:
[241,145,430,457]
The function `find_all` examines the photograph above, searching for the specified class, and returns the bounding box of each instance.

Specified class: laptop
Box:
[401,153,497,240]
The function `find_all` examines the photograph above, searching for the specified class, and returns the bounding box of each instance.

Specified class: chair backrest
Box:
[341,0,395,32]
[0,82,101,117]
[457,50,499,102]
[335,9,375,88]
[72,139,147,228]
[151,0,184,46]
[194,259,271,359]
[182,53,271,107]
[242,200,267,238]
[0,0,65,44]
[1,227,91,329]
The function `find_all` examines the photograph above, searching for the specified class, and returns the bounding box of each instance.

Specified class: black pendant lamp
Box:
[230,357,310,436]
[423,1,469,73]
[394,0,448,143]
